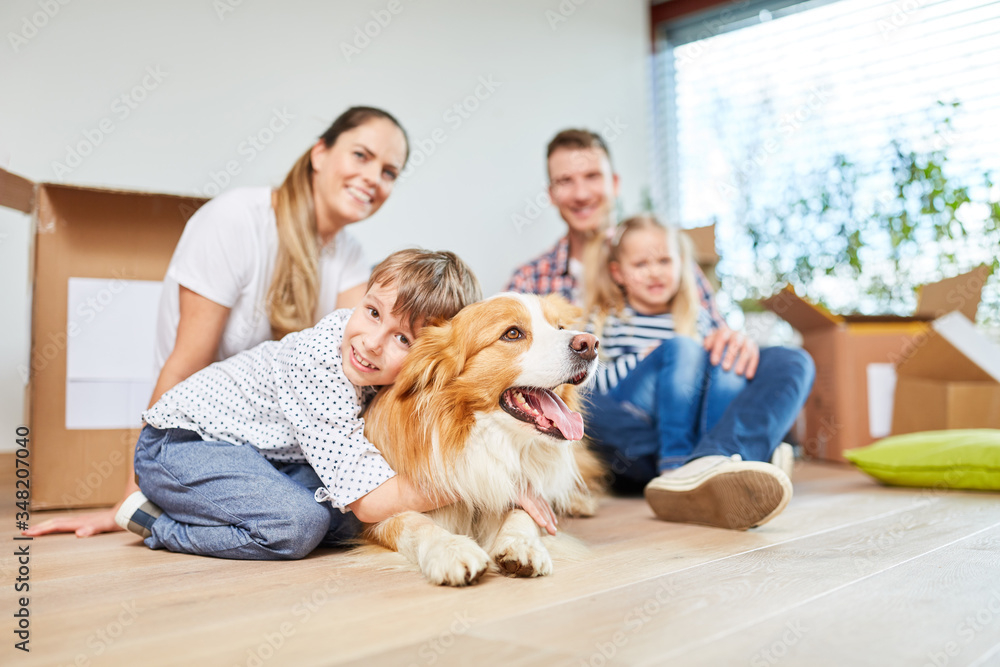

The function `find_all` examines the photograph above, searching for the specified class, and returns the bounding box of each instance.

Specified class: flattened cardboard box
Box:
[762,266,990,462]
[1,167,207,509]
[892,311,1000,434]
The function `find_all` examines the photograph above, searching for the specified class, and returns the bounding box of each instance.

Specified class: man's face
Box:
[547,147,620,235]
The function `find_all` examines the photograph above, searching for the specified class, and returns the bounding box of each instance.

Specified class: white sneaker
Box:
[114,491,163,539]
[771,442,795,480]
[644,455,792,531]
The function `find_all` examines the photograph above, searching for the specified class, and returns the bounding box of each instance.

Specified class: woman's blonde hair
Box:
[267,107,409,340]
[583,213,701,338]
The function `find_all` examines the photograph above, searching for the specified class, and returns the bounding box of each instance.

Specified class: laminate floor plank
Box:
[4,455,1000,667]
[464,493,1000,666]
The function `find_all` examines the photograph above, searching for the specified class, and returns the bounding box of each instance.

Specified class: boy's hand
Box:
[517,486,558,535]
[21,510,123,538]
[703,326,759,379]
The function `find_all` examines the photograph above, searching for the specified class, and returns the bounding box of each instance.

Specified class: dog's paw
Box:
[419,534,491,587]
[492,535,553,578]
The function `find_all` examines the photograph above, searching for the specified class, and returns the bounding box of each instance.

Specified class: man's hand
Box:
[517,486,558,535]
[639,342,660,360]
[703,327,759,379]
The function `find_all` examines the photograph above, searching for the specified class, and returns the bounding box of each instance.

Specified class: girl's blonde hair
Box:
[583,213,701,338]
[267,107,409,340]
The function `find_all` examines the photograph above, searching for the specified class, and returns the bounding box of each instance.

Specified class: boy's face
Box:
[341,282,417,387]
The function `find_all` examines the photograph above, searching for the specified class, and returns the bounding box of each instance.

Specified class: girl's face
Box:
[310,118,408,237]
[610,227,681,315]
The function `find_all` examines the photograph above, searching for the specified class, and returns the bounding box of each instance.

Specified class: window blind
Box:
[651,0,1000,319]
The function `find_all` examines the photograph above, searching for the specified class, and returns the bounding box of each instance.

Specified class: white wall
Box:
[0,0,651,451]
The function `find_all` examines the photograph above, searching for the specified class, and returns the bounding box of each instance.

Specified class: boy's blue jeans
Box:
[585,337,815,489]
[133,425,361,560]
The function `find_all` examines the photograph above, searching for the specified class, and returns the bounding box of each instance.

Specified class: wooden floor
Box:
[4,456,1000,667]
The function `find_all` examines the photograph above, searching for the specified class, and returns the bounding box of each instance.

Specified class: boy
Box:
[114,249,482,560]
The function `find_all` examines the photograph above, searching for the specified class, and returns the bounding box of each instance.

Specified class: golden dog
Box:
[363,293,601,586]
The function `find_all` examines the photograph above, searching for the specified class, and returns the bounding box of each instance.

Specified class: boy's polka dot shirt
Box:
[142,309,394,512]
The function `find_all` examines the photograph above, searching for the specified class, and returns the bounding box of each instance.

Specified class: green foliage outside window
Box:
[732,101,999,323]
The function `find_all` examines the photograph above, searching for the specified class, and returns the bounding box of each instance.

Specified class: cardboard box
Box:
[761,266,990,462]
[1,167,206,509]
[892,311,1000,434]
[684,224,719,288]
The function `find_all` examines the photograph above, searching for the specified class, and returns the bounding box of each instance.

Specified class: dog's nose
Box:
[570,333,599,361]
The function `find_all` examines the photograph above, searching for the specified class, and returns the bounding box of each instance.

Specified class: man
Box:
[506,128,753,371]
[505,129,804,531]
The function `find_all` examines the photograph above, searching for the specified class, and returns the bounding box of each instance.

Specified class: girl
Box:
[583,214,815,531]
[27,106,410,538]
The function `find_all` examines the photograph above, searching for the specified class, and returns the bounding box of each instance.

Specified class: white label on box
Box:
[65,380,156,430]
[65,278,162,429]
[867,363,897,439]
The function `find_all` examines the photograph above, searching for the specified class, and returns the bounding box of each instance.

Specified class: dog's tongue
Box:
[536,390,584,441]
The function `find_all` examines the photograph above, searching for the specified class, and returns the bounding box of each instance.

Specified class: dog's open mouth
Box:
[500,387,585,441]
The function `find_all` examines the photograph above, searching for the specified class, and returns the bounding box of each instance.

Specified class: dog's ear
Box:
[541,293,585,329]
[393,319,466,398]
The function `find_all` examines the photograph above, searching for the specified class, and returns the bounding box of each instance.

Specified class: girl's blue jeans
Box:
[133,425,361,560]
[585,337,815,489]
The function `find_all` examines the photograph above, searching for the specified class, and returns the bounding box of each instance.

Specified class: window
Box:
[651,0,1000,323]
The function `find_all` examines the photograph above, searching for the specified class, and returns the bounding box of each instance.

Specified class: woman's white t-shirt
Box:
[153,187,370,375]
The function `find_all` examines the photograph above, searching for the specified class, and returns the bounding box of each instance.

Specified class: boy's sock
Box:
[115,491,163,539]
[644,455,792,531]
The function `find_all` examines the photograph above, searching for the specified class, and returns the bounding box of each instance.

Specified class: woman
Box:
[26,106,410,537]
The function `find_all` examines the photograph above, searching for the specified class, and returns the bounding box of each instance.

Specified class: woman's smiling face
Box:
[310,117,408,236]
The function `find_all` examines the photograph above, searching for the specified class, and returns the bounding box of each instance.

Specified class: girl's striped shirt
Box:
[592,305,716,393]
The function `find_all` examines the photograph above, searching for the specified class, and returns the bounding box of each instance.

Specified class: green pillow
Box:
[844,429,1000,491]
